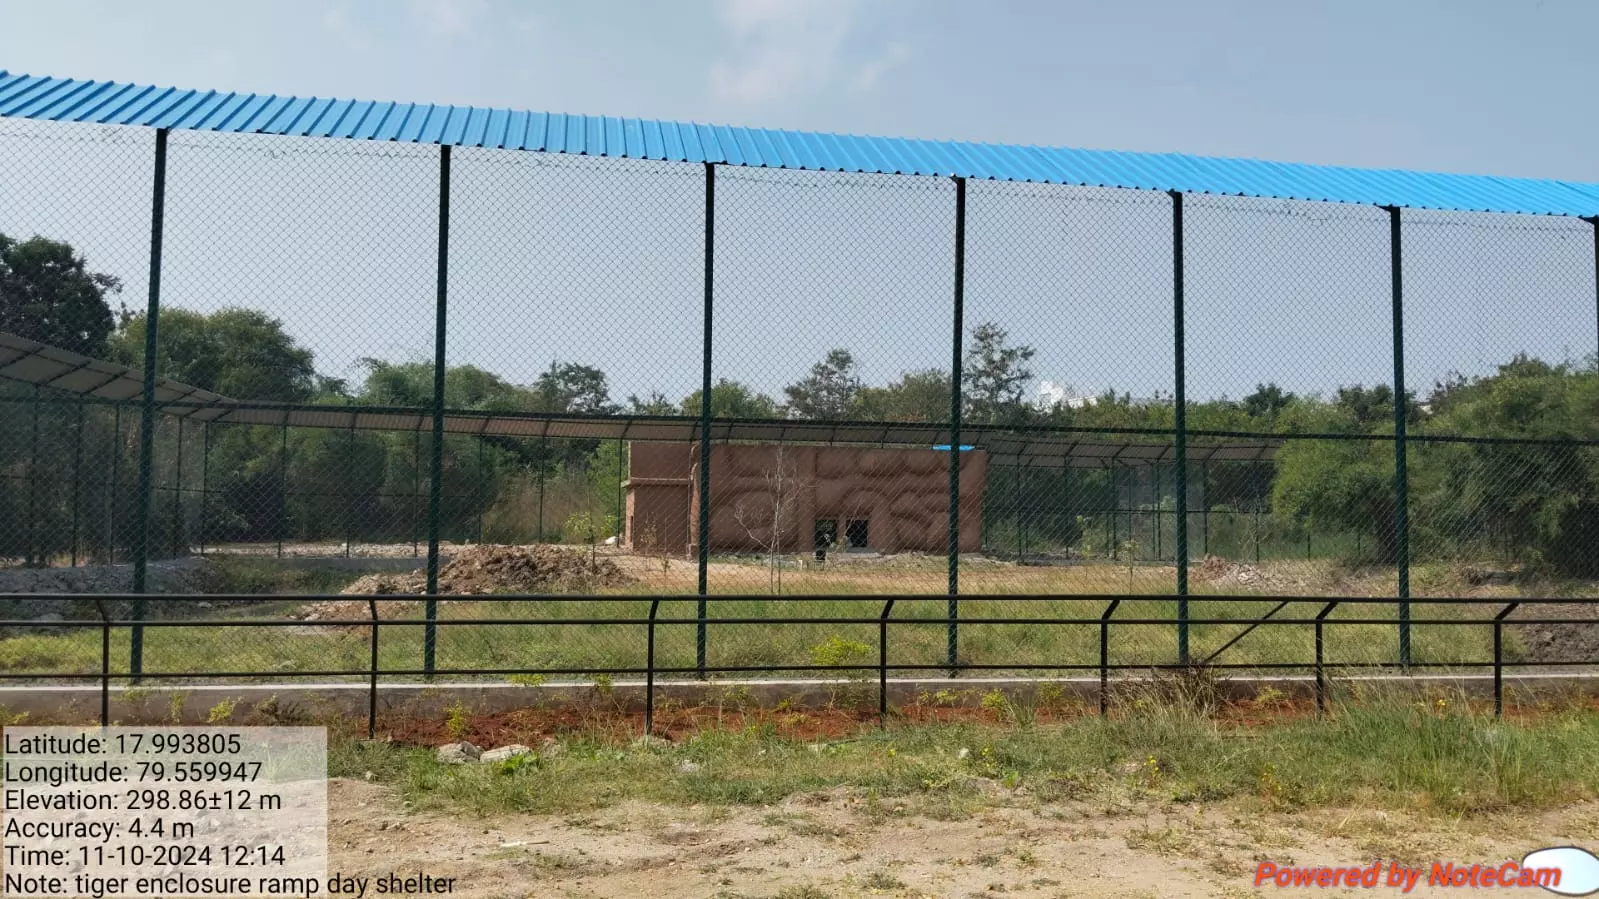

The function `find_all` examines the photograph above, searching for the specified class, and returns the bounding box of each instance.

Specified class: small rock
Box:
[676,760,702,774]
[481,744,533,764]
[538,738,565,759]
[362,770,375,781]
[958,747,971,760]
[436,742,481,764]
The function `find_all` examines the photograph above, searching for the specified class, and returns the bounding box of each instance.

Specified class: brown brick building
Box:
[624,443,987,557]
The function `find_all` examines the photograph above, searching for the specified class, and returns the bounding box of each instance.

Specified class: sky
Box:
[1,0,1596,406]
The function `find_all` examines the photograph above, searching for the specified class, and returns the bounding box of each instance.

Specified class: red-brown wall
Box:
[627,443,985,556]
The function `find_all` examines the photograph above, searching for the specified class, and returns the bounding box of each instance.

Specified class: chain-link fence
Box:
[1,114,1596,686]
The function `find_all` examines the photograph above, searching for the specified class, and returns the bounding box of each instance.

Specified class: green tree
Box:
[534,361,617,415]
[963,322,1036,426]
[112,308,315,401]
[1243,382,1293,420]
[783,348,860,419]
[0,233,121,357]
[680,379,780,419]
[627,391,677,415]
[854,369,951,422]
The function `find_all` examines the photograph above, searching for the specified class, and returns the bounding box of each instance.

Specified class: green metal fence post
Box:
[1110,463,1118,559]
[109,405,121,564]
[425,144,451,676]
[947,175,967,675]
[537,436,547,543]
[476,434,486,545]
[71,401,84,566]
[277,421,288,559]
[615,435,624,544]
[347,421,357,556]
[1014,462,1023,562]
[171,417,183,559]
[198,422,209,557]
[1387,205,1411,669]
[1171,189,1189,665]
[28,386,40,566]
[1589,217,1599,368]
[411,430,421,557]
[132,127,169,682]
[697,162,716,676]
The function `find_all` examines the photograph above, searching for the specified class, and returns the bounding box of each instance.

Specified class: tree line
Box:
[2,233,1596,576]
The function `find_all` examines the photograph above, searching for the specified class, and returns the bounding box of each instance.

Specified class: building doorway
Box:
[814,519,838,562]
[845,518,869,551]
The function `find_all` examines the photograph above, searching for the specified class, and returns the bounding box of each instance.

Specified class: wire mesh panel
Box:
[1402,209,1599,604]
[965,183,1173,601]
[3,105,1599,688]
[705,168,957,614]
[0,120,154,588]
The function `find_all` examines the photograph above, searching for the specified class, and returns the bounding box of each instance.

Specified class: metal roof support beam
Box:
[131,126,167,682]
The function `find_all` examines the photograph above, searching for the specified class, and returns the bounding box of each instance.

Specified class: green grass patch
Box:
[331,694,1599,819]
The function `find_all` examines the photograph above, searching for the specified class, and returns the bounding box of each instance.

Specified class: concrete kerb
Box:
[1,673,1595,725]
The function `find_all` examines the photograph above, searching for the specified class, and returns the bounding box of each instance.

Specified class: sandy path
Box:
[326,780,1599,898]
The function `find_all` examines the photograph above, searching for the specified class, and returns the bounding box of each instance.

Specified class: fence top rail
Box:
[4,70,1599,217]
[9,592,1599,606]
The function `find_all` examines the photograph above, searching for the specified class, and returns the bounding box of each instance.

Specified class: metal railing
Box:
[2,592,1594,737]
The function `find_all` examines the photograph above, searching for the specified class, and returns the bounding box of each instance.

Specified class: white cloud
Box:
[710,0,905,104]
[409,0,486,37]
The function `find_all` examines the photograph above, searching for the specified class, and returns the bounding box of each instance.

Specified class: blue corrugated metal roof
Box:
[3,70,1598,218]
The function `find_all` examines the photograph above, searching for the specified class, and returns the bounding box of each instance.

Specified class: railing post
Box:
[367,598,380,739]
[948,175,967,675]
[697,162,716,677]
[132,127,169,683]
[879,598,897,725]
[425,144,452,675]
[94,598,110,727]
[1493,602,1520,718]
[1100,599,1121,717]
[1314,601,1339,717]
[645,598,662,737]
[1386,205,1411,669]
[1172,189,1189,664]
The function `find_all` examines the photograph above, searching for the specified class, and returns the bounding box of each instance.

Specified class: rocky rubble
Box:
[289,545,636,624]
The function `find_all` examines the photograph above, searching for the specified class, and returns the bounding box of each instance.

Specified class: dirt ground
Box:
[327,779,1599,899]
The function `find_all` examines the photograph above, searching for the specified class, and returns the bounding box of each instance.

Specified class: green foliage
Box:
[112,308,316,402]
[854,368,951,422]
[963,321,1036,426]
[784,348,860,419]
[680,378,780,418]
[808,635,872,670]
[0,233,121,357]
